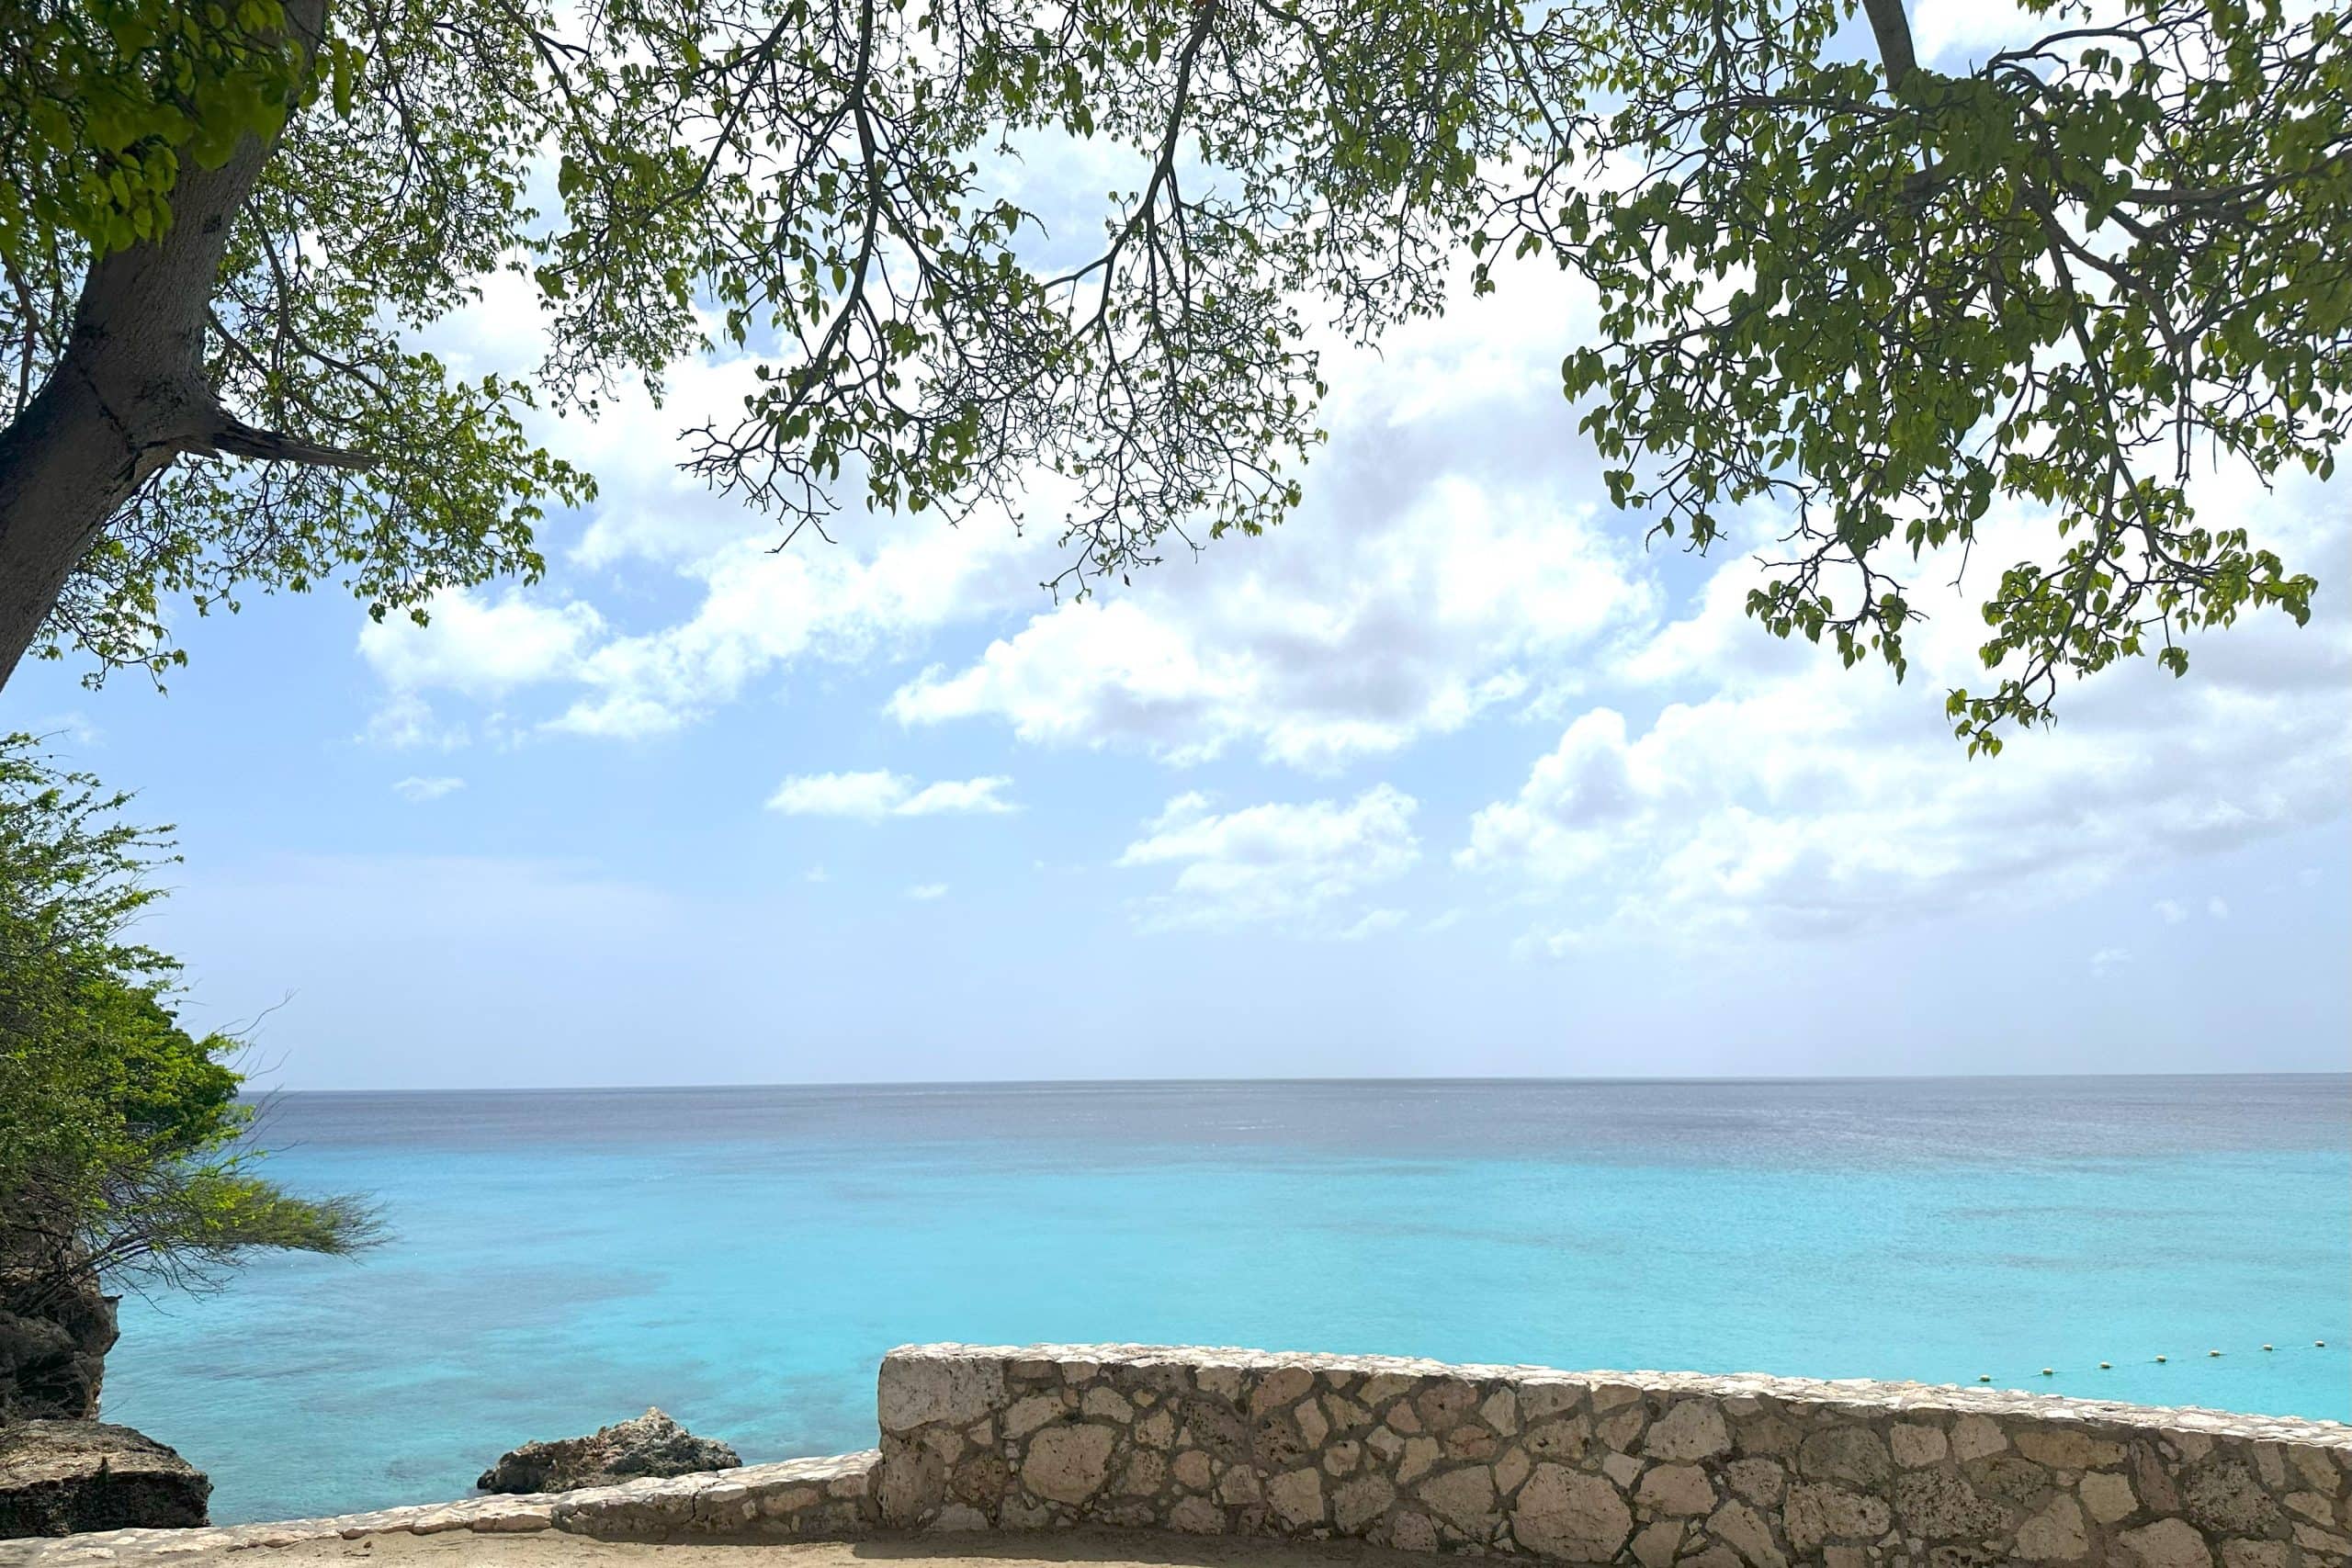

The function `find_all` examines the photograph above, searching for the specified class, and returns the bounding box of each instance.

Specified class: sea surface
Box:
[104,1076,2352,1526]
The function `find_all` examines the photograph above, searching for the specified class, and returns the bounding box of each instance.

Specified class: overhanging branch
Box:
[200,415,373,471]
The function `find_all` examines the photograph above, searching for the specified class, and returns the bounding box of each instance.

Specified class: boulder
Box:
[477,1406,740,1494]
[0,1419,210,1538]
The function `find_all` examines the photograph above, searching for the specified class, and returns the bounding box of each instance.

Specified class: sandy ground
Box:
[199,1533,1442,1568]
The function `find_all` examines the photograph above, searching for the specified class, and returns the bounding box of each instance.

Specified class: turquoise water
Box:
[102,1077,2351,1525]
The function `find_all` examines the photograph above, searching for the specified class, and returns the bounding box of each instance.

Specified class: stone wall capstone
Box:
[876,1345,2352,1568]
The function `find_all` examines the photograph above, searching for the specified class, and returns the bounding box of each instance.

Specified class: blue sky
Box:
[3,13,2346,1089]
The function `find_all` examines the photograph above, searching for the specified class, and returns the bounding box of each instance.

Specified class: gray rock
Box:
[0,1261,119,1421]
[0,1419,209,1538]
[476,1407,740,1494]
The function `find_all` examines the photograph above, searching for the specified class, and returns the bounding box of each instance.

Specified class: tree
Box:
[0,0,2342,744]
[1511,0,2348,749]
[0,732,373,1415]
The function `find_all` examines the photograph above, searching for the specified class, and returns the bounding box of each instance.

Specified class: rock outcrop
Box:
[0,1420,210,1538]
[0,1263,119,1422]
[476,1407,741,1495]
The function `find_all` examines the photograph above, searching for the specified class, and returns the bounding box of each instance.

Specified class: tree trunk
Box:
[0,0,354,692]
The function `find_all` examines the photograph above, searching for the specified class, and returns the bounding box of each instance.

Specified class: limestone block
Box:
[2080,1467,2139,1523]
[2117,1517,2217,1568]
[1634,1462,1716,1517]
[1266,1468,1324,1529]
[1646,1401,1734,1463]
[2013,1495,2089,1562]
[879,1357,1006,1435]
[1510,1463,1632,1561]
[2016,1427,2126,1472]
[1020,1425,1114,1506]
[1783,1483,1893,1552]
[1891,1422,1950,1469]
[1798,1427,1894,1489]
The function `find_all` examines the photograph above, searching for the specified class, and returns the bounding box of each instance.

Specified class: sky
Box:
[2,9,2346,1089]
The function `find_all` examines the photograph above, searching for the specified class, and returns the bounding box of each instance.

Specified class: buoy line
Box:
[1967,1337,2344,1386]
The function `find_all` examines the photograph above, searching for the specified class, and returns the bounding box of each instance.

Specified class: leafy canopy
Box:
[0,734,374,1303]
[3,0,2344,741]
[1500,0,2348,750]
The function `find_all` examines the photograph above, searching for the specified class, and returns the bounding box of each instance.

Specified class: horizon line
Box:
[252,1067,2352,1095]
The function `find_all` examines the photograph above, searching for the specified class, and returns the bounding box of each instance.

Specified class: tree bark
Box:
[0,0,355,692]
[1861,0,1919,92]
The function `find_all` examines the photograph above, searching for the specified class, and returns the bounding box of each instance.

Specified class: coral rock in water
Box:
[476,1407,741,1494]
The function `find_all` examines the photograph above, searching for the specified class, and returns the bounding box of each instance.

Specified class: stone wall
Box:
[9,1344,2351,1566]
[876,1345,2352,1568]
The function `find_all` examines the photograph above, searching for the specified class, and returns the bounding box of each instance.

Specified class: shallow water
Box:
[103,1076,2351,1525]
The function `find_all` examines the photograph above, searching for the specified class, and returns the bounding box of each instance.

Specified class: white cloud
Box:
[888,477,1648,771]
[766,770,907,818]
[391,775,466,803]
[907,882,949,900]
[1911,0,2043,67]
[2154,898,2189,925]
[358,590,605,700]
[544,512,1043,739]
[897,776,1018,816]
[1117,785,1420,932]
[356,258,1645,768]
[359,692,467,751]
[1464,474,2352,946]
[804,865,831,883]
[887,265,1647,773]
[356,318,1052,743]
[764,770,1015,818]
[2207,896,2231,920]
[2090,946,2133,977]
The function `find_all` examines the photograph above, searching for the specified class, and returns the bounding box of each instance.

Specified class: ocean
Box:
[100,1076,2351,1526]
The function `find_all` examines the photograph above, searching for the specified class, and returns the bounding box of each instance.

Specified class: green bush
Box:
[0,733,374,1314]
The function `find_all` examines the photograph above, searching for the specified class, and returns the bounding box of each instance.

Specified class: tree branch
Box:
[1862,0,1918,91]
[200,415,373,470]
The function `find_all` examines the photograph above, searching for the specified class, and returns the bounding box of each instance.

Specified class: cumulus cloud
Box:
[906,882,950,900]
[359,590,605,700]
[355,317,1053,744]
[2090,946,2133,977]
[765,770,1016,819]
[889,478,1647,771]
[391,775,466,803]
[2154,898,2189,924]
[887,265,1647,772]
[1464,473,2352,947]
[1117,785,1420,932]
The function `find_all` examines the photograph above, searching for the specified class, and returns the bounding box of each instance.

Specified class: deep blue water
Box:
[102,1076,2352,1526]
